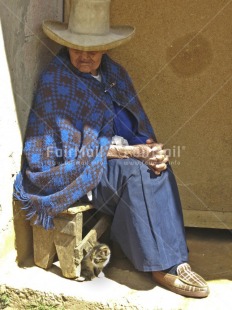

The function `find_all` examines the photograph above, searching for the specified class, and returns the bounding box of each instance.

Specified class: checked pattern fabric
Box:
[14,48,155,229]
[177,263,208,287]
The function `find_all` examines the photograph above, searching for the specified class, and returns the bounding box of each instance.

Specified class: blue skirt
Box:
[92,158,188,272]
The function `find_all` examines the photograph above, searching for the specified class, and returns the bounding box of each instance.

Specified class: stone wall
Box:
[0,0,63,262]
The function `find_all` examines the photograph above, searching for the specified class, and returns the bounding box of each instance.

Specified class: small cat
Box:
[80,243,111,281]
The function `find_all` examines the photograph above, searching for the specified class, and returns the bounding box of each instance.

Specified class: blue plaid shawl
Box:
[14,48,155,229]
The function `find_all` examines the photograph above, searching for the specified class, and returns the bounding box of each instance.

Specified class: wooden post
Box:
[33,226,56,269]
[54,212,83,278]
[74,215,111,266]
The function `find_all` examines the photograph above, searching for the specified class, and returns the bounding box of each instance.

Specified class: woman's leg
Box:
[92,158,188,272]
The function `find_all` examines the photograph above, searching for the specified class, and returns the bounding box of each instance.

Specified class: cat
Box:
[80,243,111,281]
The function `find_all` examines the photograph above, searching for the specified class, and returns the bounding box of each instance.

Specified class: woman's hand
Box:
[107,138,169,175]
[145,138,169,175]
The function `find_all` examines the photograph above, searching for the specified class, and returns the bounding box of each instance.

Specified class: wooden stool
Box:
[31,204,111,279]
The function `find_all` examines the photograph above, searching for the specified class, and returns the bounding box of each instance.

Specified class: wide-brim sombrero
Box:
[43,20,135,51]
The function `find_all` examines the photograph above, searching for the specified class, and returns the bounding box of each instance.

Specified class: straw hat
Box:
[43,0,135,51]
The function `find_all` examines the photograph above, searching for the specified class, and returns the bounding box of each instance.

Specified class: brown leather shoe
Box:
[152,263,210,298]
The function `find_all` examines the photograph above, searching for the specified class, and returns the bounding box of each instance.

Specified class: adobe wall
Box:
[109,0,232,224]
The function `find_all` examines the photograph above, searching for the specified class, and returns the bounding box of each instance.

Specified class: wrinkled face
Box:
[68,48,105,75]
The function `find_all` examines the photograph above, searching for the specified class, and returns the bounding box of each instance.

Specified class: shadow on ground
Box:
[20,228,232,291]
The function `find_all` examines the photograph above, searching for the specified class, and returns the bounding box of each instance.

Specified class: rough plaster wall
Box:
[0,0,63,260]
[0,21,20,259]
[0,0,63,136]
[109,0,232,218]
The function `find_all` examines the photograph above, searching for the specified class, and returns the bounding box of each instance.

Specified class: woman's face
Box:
[68,48,105,75]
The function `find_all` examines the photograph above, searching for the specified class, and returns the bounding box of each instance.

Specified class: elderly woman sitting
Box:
[14,0,209,298]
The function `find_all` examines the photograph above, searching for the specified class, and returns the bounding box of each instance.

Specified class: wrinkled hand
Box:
[144,138,169,175]
[107,138,169,175]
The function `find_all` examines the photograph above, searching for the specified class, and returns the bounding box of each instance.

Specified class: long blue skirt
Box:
[92,158,188,272]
